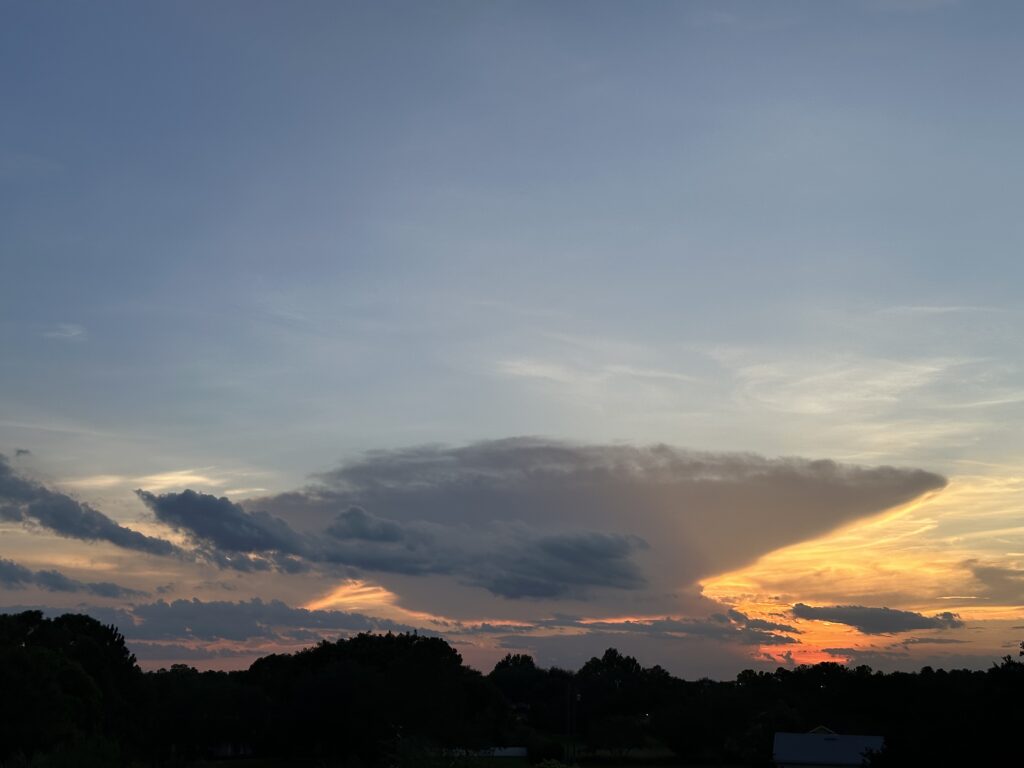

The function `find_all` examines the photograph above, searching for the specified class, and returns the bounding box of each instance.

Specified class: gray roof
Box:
[773,732,884,766]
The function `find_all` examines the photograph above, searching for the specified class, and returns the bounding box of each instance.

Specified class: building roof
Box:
[773,731,884,766]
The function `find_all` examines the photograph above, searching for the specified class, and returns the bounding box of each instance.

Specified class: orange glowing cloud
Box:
[304,579,401,612]
[700,474,1024,667]
[303,579,455,627]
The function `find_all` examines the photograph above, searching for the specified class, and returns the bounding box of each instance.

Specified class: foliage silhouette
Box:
[0,610,1022,766]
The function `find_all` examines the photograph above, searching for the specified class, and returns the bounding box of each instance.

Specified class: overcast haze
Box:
[3,0,1024,676]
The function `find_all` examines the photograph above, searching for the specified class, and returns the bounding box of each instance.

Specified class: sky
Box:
[2,0,1024,678]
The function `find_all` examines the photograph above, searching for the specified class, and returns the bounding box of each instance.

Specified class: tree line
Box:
[0,610,1021,766]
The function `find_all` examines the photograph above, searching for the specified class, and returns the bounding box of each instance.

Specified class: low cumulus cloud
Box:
[39,597,418,644]
[727,608,801,634]
[0,557,146,599]
[579,608,800,646]
[792,603,963,634]
[126,597,414,641]
[0,455,180,557]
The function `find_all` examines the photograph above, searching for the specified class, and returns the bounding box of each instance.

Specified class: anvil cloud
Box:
[130,440,945,615]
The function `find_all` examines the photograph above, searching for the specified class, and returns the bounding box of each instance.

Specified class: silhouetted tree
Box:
[0,611,139,765]
[3,612,1024,767]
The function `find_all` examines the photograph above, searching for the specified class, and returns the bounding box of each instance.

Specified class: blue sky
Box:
[2,1,1024,675]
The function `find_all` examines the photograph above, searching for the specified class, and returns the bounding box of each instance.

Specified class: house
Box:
[773,726,884,767]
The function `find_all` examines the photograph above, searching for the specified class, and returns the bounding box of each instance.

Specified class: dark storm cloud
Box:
[471,532,646,598]
[0,558,33,587]
[0,454,180,557]
[0,557,146,598]
[324,525,648,599]
[326,506,405,542]
[137,487,647,599]
[727,608,800,634]
[965,560,1024,604]
[792,603,963,634]
[136,489,306,555]
[135,490,412,573]
[898,637,968,646]
[78,579,148,599]
[135,489,309,573]
[32,569,87,592]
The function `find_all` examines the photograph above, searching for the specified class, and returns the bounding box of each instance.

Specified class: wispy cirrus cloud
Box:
[876,304,1002,316]
[715,350,964,416]
[59,468,233,493]
[40,323,87,341]
[499,358,696,385]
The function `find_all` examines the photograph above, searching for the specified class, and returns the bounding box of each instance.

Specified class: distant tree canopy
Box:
[0,610,1022,766]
